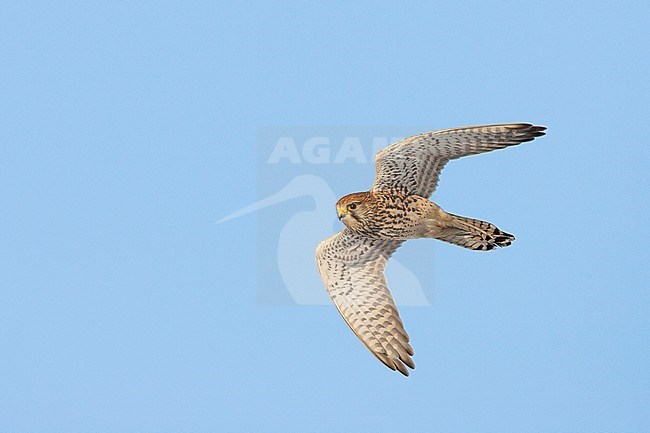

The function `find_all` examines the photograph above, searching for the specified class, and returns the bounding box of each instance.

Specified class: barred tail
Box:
[434,214,515,251]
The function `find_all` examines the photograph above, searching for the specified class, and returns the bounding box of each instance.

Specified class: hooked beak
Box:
[337,212,344,220]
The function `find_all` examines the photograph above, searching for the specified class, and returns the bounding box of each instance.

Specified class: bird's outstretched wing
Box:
[315,228,414,375]
[372,123,546,198]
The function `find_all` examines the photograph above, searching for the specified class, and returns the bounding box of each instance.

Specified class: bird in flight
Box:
[315,123,546,376]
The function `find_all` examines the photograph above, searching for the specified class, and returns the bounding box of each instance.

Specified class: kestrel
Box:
[315,123,546,376]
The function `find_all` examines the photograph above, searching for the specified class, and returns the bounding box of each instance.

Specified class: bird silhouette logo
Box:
[218,174,430,306]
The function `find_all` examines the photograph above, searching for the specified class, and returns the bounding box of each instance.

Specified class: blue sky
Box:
[1,1,649,432]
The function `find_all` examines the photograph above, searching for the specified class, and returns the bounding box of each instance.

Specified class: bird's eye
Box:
[348,203,357,210]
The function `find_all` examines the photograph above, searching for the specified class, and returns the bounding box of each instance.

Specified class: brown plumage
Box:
[316,123,546,376]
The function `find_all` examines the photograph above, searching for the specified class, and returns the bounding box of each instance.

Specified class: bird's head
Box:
[336,192,372,230]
